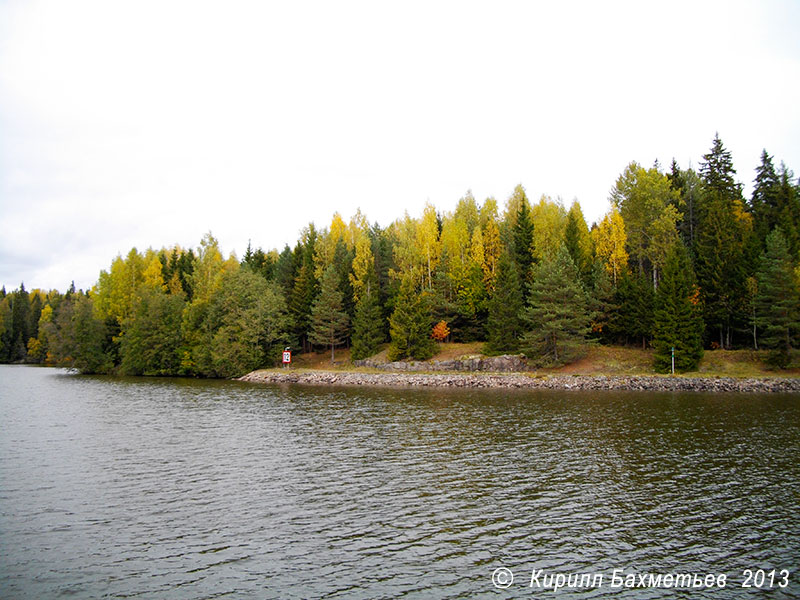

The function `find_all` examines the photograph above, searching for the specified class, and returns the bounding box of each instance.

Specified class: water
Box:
[1,365,798,599]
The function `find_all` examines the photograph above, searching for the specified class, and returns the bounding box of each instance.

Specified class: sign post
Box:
[671,347,675,375]
[282,347,292,369]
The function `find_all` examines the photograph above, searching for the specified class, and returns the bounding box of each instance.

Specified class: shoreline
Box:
[238,369,800,393]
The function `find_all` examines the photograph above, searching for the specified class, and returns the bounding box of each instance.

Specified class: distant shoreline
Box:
[238,369,800,393]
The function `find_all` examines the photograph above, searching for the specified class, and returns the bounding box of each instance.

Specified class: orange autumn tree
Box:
[431,320,450,342]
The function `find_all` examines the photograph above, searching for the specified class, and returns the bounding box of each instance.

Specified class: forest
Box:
[2,134,800,376]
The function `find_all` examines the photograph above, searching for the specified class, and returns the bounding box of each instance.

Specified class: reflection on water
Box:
[0,366,798,598]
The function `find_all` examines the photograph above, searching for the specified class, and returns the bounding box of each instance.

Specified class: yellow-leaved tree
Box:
[592,207,629,285]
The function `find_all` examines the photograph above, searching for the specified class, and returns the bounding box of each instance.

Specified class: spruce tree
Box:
[590,259,620,344]
[521,245,594,366]
[351,286,384,360]
[9,284,31,362]
[564,210,584,274]
[751,149,780,246]
[695,134,747,348]
[614,271,654,348]
[652,243,704,372]
[309,265,350,362]
[387,273,435,361]
[756,228,799,368]
[513,199,534,301]
[775,165,800,258]
[290,227,319,352]
[484,252,524,354]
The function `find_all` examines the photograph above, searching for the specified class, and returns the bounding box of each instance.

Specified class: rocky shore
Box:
[238,369,800,393]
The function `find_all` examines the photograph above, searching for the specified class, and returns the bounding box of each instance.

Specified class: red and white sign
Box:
[282,351,292,364]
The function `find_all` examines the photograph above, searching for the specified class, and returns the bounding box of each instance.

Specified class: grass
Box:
[275,342,799,379]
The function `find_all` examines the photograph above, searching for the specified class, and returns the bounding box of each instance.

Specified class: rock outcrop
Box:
[238,370,800,393]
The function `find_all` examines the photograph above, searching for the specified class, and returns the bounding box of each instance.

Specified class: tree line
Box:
[2,134,799,375]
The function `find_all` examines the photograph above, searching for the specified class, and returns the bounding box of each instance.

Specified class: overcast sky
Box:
[1,0,799,292]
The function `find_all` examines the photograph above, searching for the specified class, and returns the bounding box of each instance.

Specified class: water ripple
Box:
[0,367,798,599]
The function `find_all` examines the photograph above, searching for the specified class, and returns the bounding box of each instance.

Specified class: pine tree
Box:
[387,273,435,361]
[521,245,594,366]
[308,265,350,362]
[484,252,524,354]
[652,243,704,372]
[756,228,799,368]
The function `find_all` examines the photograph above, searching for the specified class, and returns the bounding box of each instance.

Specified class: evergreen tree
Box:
[775,164,800,258]
[387,273,435,361]
[371,223,397,336]
[564,206,589,284]
[273,244,297,300]
[695,134,748,348]
[652,243,704,372]
[48,294,112,374]
[290,226,319,352]
[350,284,384,360]
[176,248,195,299]
[331,238,355,320]
[484,252,524,354]
[590,259,620,343]
[521,245,594,366]
[751,149,780,246]
[614,271,654,348]
[668,161,702,248]
[0,296,11,362]
[513,198,534,300]
[756,228,799,368]
[308,265,350,362]
[7,284,31,362]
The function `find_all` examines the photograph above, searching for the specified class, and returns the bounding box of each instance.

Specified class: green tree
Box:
[388,273,435,361]
[0,295,12,362]
[564,200,592,284]
[47,294,112,374]
[309,265,350,362]
[694,134,750,348]
[668,161,703,248]
[611,161,680,286]
[614,271,654,348]
[484,252,524,354]
[8,284,31,362]
[775,164,800,258]
[512,192,534,300]
[521,245,594,366]
[756,228,799,368]
[119,288,185,376]
[751,149,780,247]
[652,244,704,372]
[350,281,384,360]
[290,225,319,352]
[205,269,289,377]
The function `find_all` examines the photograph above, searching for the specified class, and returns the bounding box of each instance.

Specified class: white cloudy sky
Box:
[1,0,799,291]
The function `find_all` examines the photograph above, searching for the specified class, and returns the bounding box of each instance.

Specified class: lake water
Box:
[1,365,798,599]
